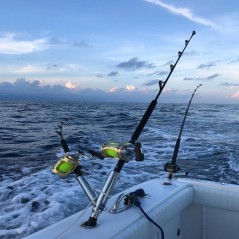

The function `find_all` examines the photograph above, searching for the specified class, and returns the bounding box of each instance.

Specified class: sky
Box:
[0,0,239,103]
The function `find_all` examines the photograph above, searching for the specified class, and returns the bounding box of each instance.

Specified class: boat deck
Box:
[23,177,239,239]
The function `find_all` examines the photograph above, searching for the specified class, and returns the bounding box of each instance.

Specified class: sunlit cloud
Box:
[0,33,48,55]
[108,87,120,93]
[232,90,239,98]
[126,85,136,91]
[65,81,77,89]
[144,0,218,28]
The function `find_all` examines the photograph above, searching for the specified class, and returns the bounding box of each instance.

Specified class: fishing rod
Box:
[164,84,203,179]
[53,122,98,204]
[130,30,196,145]
[95,30,197,163]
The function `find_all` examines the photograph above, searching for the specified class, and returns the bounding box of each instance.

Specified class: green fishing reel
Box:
[101,142,133,161]
[52,153,79,177]
[101,142,144,161]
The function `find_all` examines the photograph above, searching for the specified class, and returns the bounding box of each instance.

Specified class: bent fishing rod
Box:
[91,30,197,162]
[164,84,203,179]
[130,30,196,145]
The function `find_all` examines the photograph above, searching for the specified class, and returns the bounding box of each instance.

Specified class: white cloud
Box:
[0,33,48,55]
[108,87,120,93]
[126,85,136,91]
[144,0,218,28]
[65,81,77,89]
[17,64,46,74]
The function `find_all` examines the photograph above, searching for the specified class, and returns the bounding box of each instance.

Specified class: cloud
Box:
[116,57,155,70]
[96,74,103,78]
[184,73,220,81]
[0,78,64,101]
[143,79,159,86]
[65,81,78,89]
[126,85,136,91]
[108,87,121,93]
[150,70,168,76]
[232,91,239,98]
[161,60,174,67]
[48,37,67,45]
[0,33,48,55]
[144,0,218,28]
[206,74,220,80]
[46,64,61,71]
[198,62,216,69]
[107,71,119,77]
[222,82,239,87]
[72,40,91,48]
[108,85,136,93]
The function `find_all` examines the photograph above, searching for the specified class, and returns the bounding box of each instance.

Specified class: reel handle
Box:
[88,149,105,160]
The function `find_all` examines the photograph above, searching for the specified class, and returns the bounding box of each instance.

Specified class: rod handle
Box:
[130,100,157,144]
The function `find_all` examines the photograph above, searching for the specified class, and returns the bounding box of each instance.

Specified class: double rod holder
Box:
[74,157,125,227]
[54,30,196,228]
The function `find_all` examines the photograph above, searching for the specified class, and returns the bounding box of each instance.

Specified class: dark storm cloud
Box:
[116,57,155,70]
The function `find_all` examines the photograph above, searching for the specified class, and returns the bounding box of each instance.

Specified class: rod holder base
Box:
[81,217,98,228]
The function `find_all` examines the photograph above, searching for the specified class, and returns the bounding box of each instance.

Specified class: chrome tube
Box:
[91,171,119,218]
[76,175,98,205]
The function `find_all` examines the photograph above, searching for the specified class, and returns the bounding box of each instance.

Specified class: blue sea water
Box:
[0,101,238,239]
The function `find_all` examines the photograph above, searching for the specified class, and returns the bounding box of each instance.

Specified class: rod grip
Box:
[130,100,157,144]
[171,138,181,165]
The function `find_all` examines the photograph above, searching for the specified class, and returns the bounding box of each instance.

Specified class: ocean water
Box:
[0,101,238,239]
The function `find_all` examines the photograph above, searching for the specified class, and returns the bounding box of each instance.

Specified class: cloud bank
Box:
[0,79,146,102]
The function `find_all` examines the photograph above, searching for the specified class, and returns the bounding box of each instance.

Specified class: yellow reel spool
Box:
[52,154,79,177]
[101,142,131,161]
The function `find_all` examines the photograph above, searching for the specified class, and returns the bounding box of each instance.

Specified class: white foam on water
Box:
[228,151,239,172]
[0,167,91,239]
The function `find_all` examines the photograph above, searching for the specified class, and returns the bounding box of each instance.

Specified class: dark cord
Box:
[132,194,164,239]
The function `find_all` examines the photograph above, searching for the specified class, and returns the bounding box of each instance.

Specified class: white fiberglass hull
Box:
[23,177,239,239]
